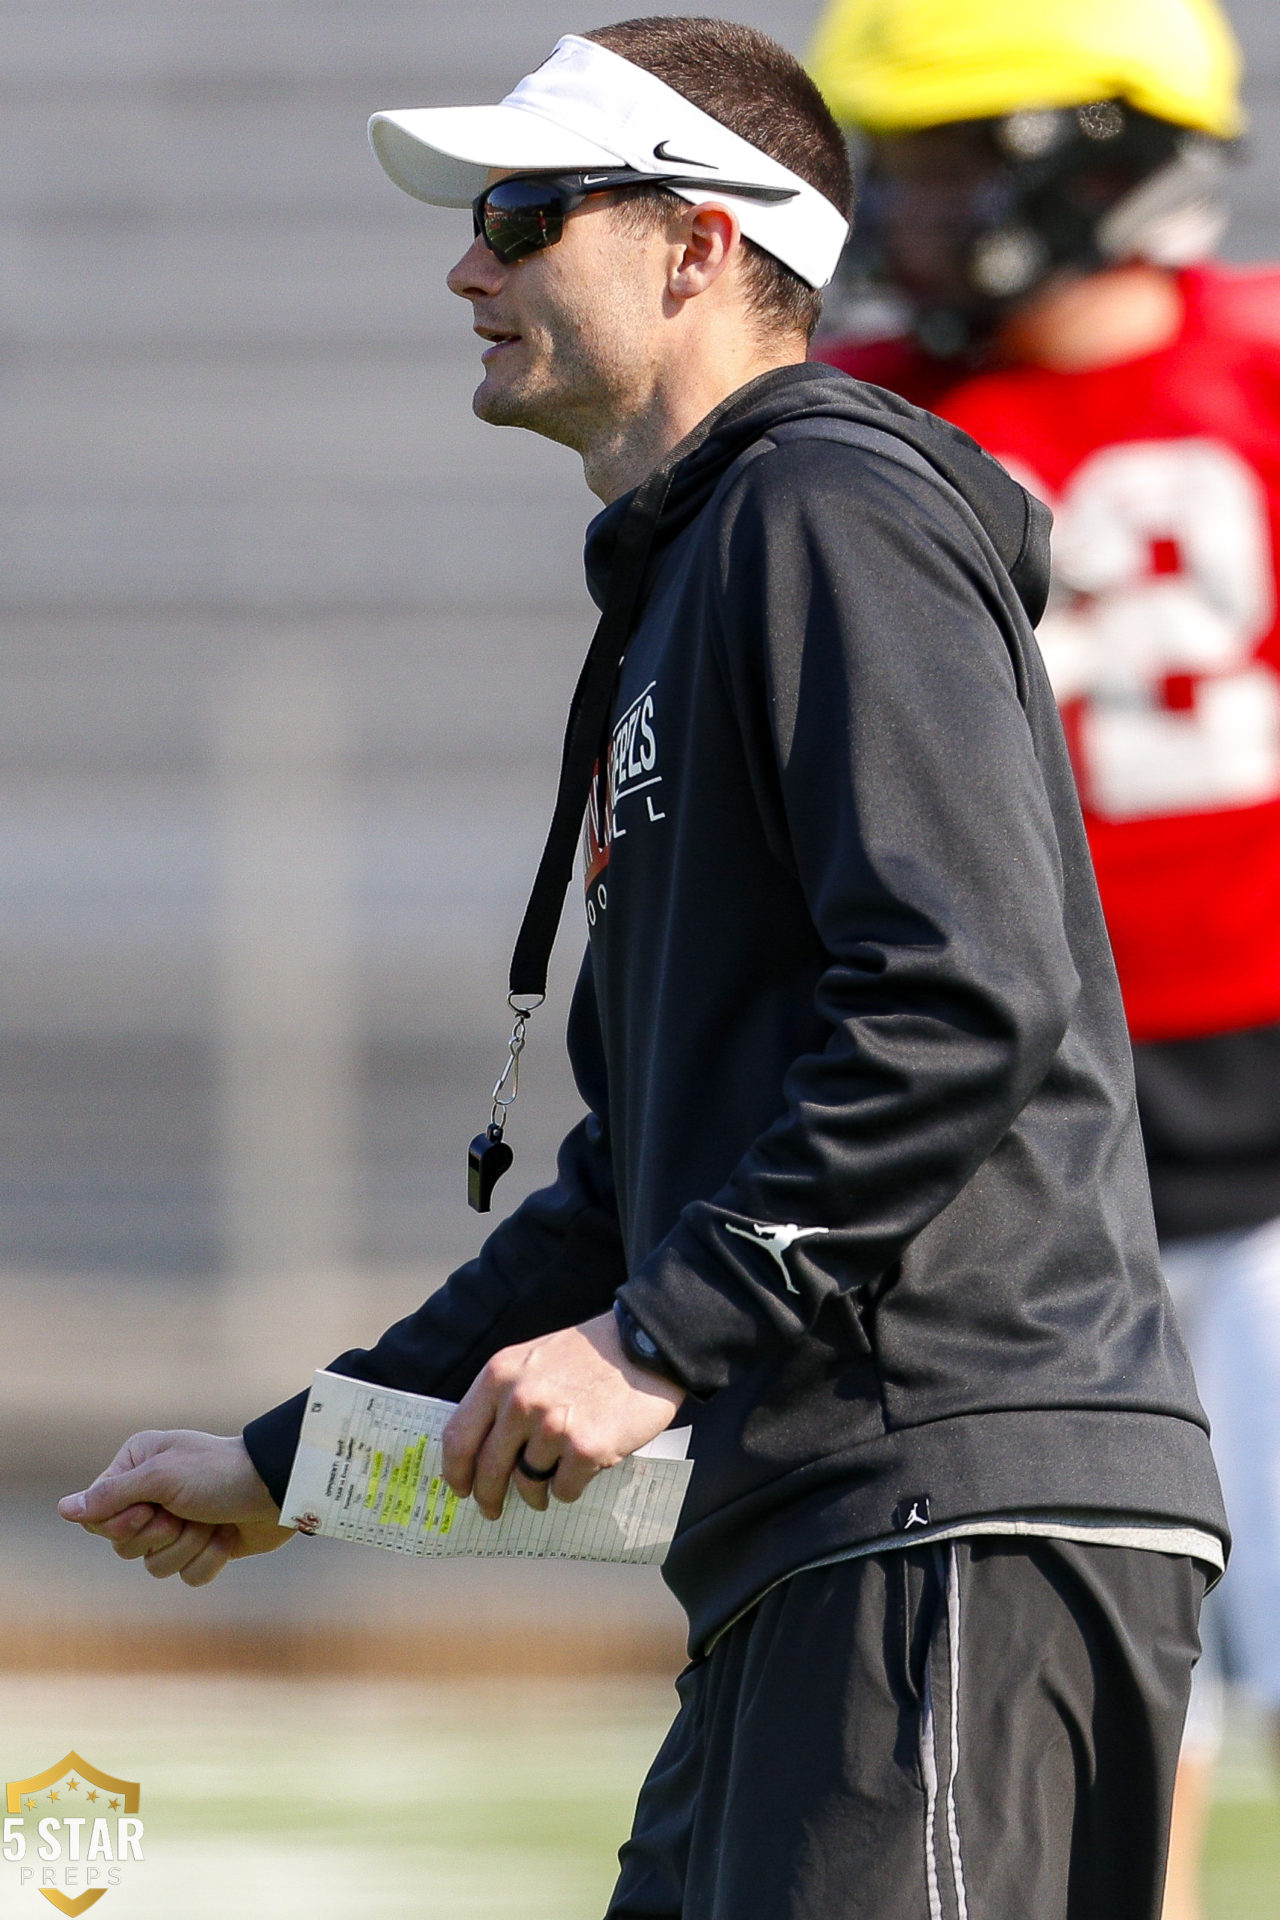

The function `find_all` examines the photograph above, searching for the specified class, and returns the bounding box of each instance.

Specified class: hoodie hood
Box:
[585,359,1052,625]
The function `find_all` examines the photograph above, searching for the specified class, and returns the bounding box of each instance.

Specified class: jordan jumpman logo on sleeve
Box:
[723,1220,830,1295]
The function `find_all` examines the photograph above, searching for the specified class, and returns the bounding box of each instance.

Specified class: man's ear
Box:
[668,202,741,306]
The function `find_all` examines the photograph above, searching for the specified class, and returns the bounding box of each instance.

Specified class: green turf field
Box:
[1,1675,1275,1917]
[1202,1703,1280,1920]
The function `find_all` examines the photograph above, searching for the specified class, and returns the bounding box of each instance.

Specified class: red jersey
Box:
[821,267,1280,1044]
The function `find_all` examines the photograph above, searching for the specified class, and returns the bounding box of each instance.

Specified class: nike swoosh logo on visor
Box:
[653,141,712,167]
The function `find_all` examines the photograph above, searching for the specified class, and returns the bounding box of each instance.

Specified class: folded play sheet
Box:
[280,1370,694,1564]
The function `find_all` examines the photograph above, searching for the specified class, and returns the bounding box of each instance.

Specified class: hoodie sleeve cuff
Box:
[618,1215,796,1399]
[242,1389,310,1511]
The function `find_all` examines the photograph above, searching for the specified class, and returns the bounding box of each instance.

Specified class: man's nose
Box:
[447,234,506,301]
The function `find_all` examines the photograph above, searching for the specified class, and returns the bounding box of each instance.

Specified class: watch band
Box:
[614,1298,680,1385]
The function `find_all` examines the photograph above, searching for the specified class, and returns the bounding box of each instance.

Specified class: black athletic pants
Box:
[607,1538,1206,1920]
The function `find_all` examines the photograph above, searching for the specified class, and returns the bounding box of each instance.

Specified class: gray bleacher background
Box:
[1,2,1277,1457]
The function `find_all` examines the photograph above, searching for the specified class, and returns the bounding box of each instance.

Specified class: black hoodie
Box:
[245,365,1227,1652]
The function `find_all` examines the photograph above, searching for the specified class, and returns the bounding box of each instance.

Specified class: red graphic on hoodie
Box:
[584,753,612,892]
[582,681,665,924]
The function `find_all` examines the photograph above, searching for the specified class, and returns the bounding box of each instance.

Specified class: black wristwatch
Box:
[614,1298,678,1384]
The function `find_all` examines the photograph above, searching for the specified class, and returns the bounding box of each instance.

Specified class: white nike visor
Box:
[368,34,849,291]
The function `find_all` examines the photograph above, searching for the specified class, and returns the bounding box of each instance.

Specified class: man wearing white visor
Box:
[60,18,1225,1918]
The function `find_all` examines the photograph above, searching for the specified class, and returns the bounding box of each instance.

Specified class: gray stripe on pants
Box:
[921,1544,970,1920]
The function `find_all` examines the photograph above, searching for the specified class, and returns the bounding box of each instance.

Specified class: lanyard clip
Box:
[467,994,544,1212]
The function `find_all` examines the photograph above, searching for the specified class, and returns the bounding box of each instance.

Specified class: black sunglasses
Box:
[471,169,798,266]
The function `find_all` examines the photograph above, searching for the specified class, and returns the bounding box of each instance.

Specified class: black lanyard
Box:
[468,365,810,1210]
[508,457,677,1003]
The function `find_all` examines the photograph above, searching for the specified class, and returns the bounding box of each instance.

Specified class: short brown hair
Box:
[585,16,852,340]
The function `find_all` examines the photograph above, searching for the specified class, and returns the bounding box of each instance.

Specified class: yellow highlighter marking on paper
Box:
[380,1449,406,1524]
[365,1451,386,1510]
[393,1438,426,1525]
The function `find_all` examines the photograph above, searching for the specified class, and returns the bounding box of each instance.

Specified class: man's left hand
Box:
[442,1311,685,1518]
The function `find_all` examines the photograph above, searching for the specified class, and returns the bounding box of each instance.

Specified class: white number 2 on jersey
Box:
[1009,439,1280,821]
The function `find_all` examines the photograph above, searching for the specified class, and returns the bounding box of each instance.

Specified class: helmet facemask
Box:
[838,102,1236,359]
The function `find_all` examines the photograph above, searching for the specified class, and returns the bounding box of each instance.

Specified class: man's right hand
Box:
[58,1430,294,1587]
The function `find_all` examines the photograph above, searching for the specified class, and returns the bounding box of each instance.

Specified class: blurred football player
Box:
[810,3,1280,1913]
